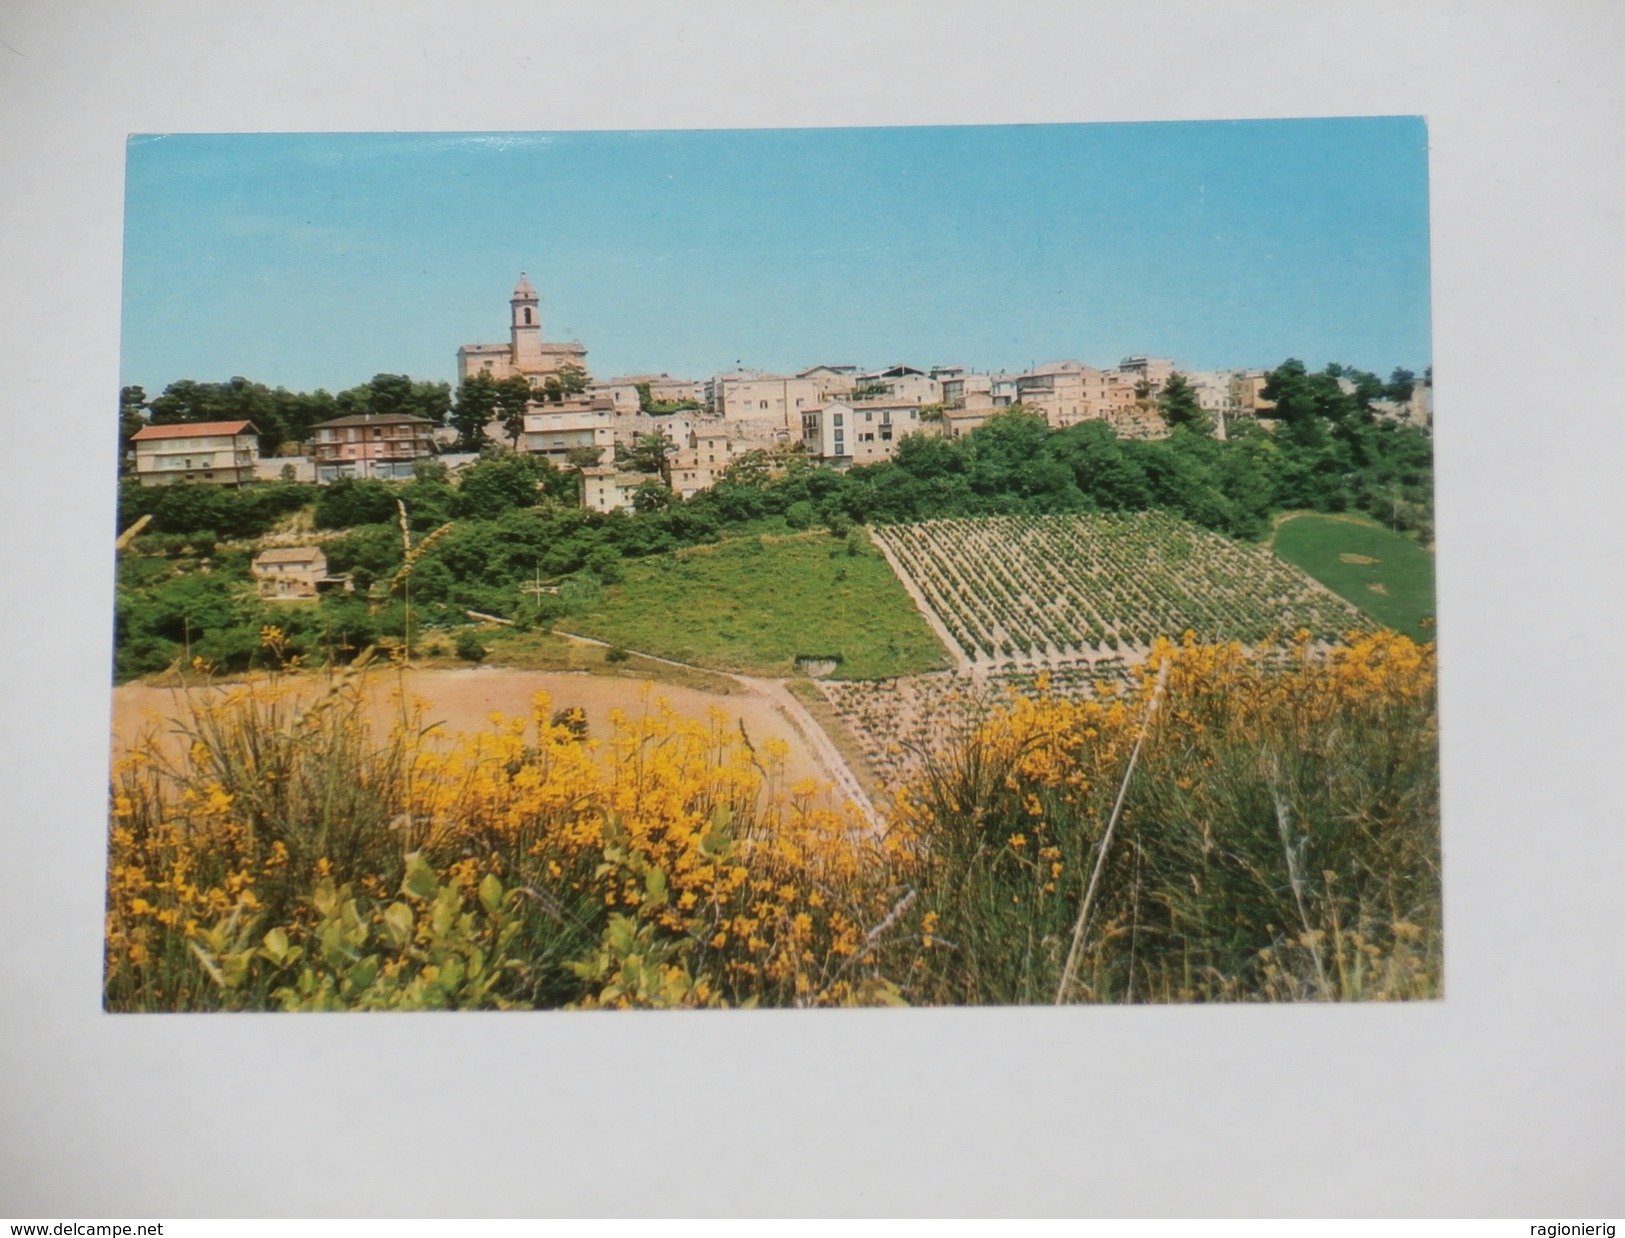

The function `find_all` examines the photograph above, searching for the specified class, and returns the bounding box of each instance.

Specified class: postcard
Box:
[107,121,1437,1012]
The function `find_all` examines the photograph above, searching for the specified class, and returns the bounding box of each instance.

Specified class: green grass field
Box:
[1271,513,1436,640]
[563,531,952,679]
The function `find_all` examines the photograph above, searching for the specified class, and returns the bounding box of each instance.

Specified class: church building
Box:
[456,273,589,385]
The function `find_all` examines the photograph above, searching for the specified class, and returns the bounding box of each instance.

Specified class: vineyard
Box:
[871,511,1367,670]
[816,665,1138,793]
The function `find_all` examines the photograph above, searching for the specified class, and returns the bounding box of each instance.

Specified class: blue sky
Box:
[120,119,1432,395]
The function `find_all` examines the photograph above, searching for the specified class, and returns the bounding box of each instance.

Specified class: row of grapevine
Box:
[872,512,1368,670]
[816,666,1135,792]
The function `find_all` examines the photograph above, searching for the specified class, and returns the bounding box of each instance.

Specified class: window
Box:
[523,308,532,324]
[832,413,843,427]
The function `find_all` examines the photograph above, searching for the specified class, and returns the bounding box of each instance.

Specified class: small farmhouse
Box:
[251,546,336,600]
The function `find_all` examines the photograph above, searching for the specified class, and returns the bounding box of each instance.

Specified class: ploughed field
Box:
[871,511,1368,671]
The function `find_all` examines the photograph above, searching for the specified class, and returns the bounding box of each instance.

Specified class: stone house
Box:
[578,466,659,514]
[668,427,747,499]
[252,546,330,600]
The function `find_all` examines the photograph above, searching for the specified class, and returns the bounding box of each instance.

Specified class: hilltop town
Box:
[124,273,1432,512]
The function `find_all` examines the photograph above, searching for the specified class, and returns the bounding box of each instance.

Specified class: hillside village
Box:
[127,272,1432,512]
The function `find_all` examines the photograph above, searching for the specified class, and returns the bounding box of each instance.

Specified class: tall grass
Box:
[883,632,1440,1003]
[105,632,1439,1011]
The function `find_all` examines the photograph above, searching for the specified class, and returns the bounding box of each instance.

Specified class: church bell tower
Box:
[510,272,543,370]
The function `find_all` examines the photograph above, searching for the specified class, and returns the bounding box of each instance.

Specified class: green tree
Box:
[337,373,454,427]
[540,363,590,405]
[494,375,535,448]
[1049,421,1152,509]
[558,364,588,397]
[617,433,672,477]
[1260,360,1362,431]
[452,372,501,450]
[315,477,399,530]
[1157,372,1211,433]
[453,455,549,520]
[118,386,149,468]
[632,479,672,513]
[1386,368,1417,402]
[583,545,624,585]
[148,376,283,450]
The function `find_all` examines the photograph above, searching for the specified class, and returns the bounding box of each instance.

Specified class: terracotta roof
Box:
[130,420,257,441]
[312,413,435,429]
[253,547,324,564]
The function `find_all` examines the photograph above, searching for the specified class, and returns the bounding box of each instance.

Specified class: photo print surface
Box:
[108,121,1437,1012]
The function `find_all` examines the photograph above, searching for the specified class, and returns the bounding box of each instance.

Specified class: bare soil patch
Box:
[111,667,831,790]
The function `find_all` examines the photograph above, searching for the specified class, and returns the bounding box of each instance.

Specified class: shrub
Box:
[550,706,588,740]
[103,638,1437,1010]
[454,632,487,663]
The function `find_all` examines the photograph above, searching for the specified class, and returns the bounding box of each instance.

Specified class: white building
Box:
[130,420,260,486]
[801,399,926,466]
[578,466,658,513]
[521,403,615,466]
